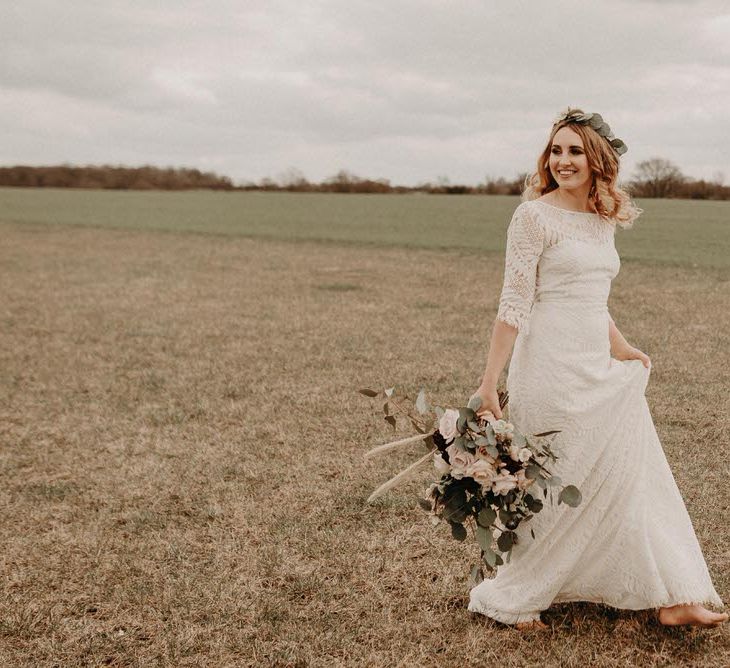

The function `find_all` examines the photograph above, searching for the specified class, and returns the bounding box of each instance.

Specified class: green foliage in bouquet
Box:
[360,386,582,583]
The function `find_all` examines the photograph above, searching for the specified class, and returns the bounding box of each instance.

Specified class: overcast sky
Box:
[2,1,728,186]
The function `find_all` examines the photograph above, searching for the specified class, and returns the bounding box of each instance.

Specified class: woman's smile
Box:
[549,126,591,189]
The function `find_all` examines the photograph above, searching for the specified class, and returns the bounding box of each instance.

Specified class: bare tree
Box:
[276,167,309,190]
[630,158,685,198]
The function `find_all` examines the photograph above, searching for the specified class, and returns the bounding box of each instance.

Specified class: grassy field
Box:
[0,192,729,666]
[1,187,730,269]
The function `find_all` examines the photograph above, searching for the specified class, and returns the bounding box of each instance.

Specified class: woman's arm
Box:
[480,320,518,389]
[608,313,630,355]
[473,320,518,419]
[608,313,651,368]
[472,204,542,419]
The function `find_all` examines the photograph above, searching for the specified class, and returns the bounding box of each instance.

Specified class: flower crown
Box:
[553,107,628,156]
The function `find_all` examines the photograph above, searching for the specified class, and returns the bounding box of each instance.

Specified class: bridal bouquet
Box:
[360,386,582,582]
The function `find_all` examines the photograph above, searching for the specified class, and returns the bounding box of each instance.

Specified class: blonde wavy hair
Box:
[522,109,642,229]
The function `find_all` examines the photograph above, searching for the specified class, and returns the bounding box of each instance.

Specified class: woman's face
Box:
[549,126,592,191]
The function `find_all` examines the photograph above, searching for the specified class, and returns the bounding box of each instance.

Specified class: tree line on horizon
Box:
[0,165,235,191]
[0,160,727,200]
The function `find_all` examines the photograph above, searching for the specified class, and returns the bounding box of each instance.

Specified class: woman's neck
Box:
[547,186,594,213]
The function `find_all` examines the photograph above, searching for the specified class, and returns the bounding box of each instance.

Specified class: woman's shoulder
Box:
[510,199,545,228]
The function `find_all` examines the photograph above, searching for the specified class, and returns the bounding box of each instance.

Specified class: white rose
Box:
[518,447,532,463]
[445,443,476,479]
[433,452,451,475]
[438,409,460,442]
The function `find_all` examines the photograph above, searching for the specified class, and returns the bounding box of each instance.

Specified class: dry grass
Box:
[0,220,728,667]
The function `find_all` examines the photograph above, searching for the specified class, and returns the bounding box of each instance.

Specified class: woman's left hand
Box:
[614,345,651,368]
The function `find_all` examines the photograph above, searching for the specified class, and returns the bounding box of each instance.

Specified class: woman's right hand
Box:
[471,383,503,420]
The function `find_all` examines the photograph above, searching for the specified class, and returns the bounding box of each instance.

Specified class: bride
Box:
[468,108,728,631]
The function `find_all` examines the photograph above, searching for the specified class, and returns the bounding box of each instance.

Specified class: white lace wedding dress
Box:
[468,199,724,624]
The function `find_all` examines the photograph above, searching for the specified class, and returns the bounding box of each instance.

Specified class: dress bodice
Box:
[496,199,620,336]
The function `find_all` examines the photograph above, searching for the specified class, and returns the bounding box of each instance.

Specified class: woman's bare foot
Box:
[515,618,549,631]
[658,604,729,627]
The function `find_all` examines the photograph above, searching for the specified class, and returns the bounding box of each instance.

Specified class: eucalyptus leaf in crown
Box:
[360,385,583,583]
[553,107,628,156]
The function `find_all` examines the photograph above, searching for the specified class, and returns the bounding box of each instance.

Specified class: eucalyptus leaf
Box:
[525,495,543,513]
[358,388,379,397]
[482,547,497,569]
[460,407,476,421]
[450,522,467,542]
[497,531,514,552]
[476,525,492,552]
[443,489,468,523]
[468,394,483,411]
[477,505,496,528]
[499,508,515,525]
[525,463,541,480]
[558,485,582,507]
[588,113,604,129]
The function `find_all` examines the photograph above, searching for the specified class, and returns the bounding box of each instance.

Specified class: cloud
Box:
[0,0,728,184]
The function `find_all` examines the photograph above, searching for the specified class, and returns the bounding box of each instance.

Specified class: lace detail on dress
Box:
[496,200,617,336]
[530,199,616,248]
[496,203,543,336]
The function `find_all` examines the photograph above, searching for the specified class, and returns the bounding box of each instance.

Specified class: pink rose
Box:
[464,458,496,487]
[445,443,476,479]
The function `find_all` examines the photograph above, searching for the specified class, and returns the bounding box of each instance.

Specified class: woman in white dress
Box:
[468,108,728,631]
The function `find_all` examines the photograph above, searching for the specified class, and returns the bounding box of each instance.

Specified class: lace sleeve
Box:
[496,203,544,335]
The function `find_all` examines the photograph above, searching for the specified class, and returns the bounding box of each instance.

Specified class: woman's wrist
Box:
[479,375,499,390]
